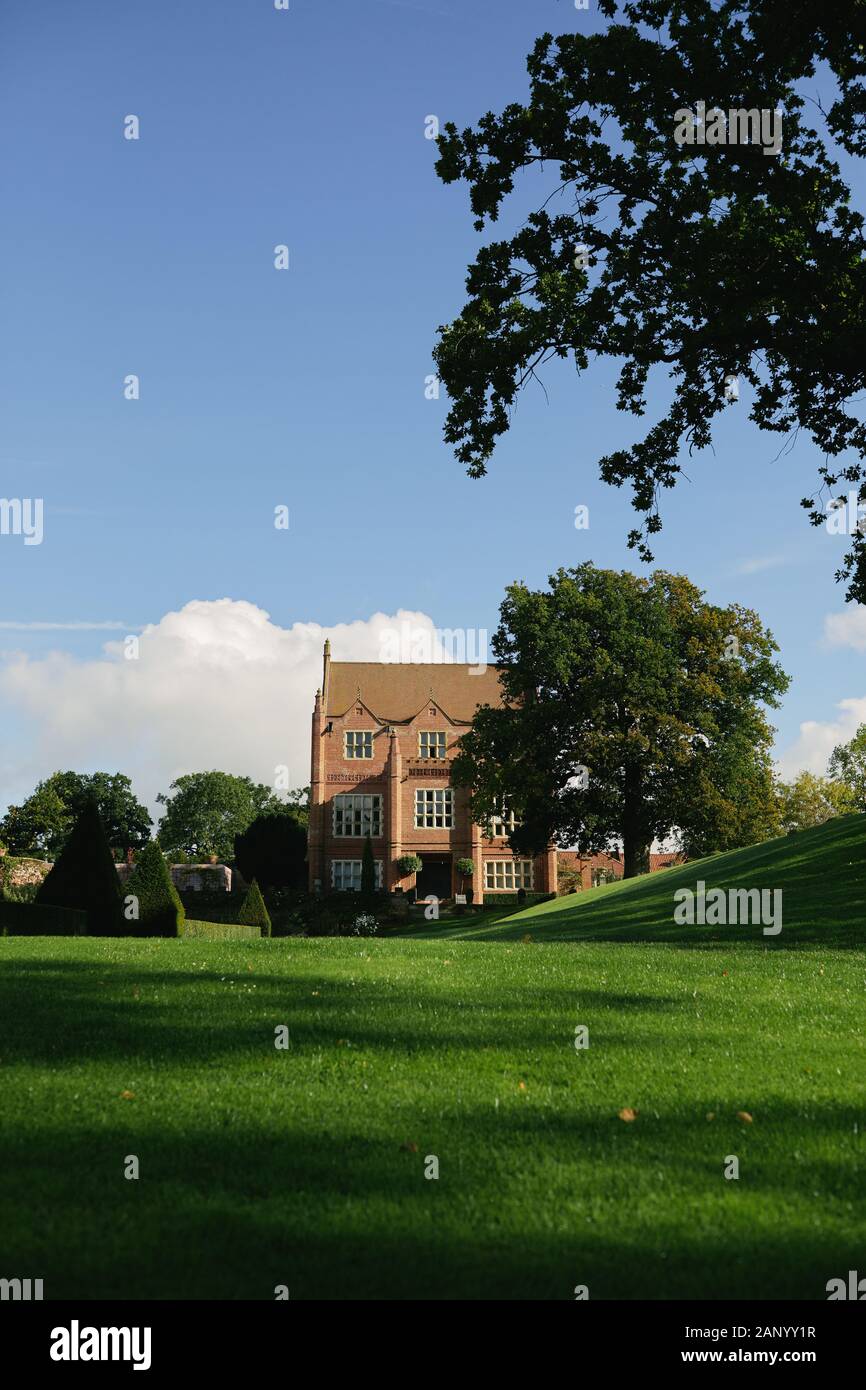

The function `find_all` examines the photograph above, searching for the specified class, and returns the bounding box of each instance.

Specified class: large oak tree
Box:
[433,0,866,599]
[1,771,152,858]
[450,565,788,875]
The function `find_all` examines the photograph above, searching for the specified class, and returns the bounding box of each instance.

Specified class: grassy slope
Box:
[1,926,864,1299]
[400,815,865,945]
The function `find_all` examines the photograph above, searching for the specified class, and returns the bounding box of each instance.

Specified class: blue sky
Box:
[1,0,864,816]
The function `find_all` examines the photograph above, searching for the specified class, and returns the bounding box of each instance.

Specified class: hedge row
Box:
[0,901,87,935]
[476,892,555,906]
[180,920,262,941]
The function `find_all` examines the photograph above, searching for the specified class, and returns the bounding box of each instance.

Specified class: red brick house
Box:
[307,642,557,902]
[557,849,686,890]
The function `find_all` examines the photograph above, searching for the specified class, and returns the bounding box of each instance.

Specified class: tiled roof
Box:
[326,662,504,722]
[649,852,686,871]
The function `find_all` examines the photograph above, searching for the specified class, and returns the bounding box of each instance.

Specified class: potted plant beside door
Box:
[456,857,475,906]
[397,853,422,905]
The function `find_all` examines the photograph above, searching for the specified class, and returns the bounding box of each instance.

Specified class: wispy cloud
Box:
[0,621,138,632]
[731,554,789,576]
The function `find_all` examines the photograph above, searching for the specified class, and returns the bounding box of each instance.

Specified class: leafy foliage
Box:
[450,565,788,875]
[35,799,122,935]
[433,1,866,599]
[156,771,282,861]
[775,769,857,832]
[125,842,185,938]
[1,772,151,858]
[828,722,866,810]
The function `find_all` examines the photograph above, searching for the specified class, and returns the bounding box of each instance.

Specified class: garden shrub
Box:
[125,842,185,937]
[478,892,554,907]
[234,811,306,889]
[180,920,261,940]
[35,799,122,935]
[350,912,379,937]
[1,882,40,904]
[238,879,272,937]
[0,900,87,935]
[361,836,376,898]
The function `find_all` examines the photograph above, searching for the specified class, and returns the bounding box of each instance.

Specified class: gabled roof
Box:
[326,661,503,723]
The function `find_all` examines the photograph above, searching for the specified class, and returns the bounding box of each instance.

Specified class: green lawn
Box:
[399,814,865,946]
[1,889,864,1297]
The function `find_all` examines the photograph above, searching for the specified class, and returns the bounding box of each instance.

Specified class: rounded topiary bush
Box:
[238,878,271,937]
[124,842,185,937]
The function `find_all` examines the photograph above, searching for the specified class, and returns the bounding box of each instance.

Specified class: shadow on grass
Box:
[0,956,687,1064]
[0,1100,861,1300]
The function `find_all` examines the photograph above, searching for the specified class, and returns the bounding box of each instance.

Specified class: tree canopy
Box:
[1,771,152,858]
[233,808,307,889]
[775,769,856,833]
[450,564,788,875]
[433,0,866,600]
[828,722,866,810]
[156,771,284,862]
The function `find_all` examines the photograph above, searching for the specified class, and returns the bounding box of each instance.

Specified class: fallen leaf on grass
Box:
[736,1111,753,1124]
[518,1081,527,1092]
[119,1090,135,1100]
[619,1108,638,1122]
[400,1142,418,1153]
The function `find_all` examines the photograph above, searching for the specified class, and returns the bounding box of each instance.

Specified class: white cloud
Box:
[775,696,866,779]
[0,621,134,631]
[0,599,443,818]
[824,606,866,652]
[731,554,789,576]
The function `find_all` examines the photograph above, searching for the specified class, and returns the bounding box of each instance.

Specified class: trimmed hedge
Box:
[477,892,555,907]
[0,901,87,935]
[36,799,121,935]
[238,879,271,937]
[125,842,185,937]
[180,920,261,940]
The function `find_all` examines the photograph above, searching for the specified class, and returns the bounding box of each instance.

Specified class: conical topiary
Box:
[361,834,376,898]
[36,798,121,935]
[238,878,271,937]
[124,841,185,937]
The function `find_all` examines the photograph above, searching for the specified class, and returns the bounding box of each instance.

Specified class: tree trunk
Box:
[622,839,650,878]
[622,765,648,879]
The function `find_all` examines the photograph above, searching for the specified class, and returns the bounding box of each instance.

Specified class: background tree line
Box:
[0,770,309,890]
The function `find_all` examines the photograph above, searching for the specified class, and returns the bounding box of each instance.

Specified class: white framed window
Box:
[331,860,383,891]
[418,731,446,760]
[484,859,534,891]
[414,787,453,829]
[344,730,373,759]
[489,799,519,838]
[333,793,382,837]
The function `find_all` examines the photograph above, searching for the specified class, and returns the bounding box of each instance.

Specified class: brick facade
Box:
[307,642,557,904]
